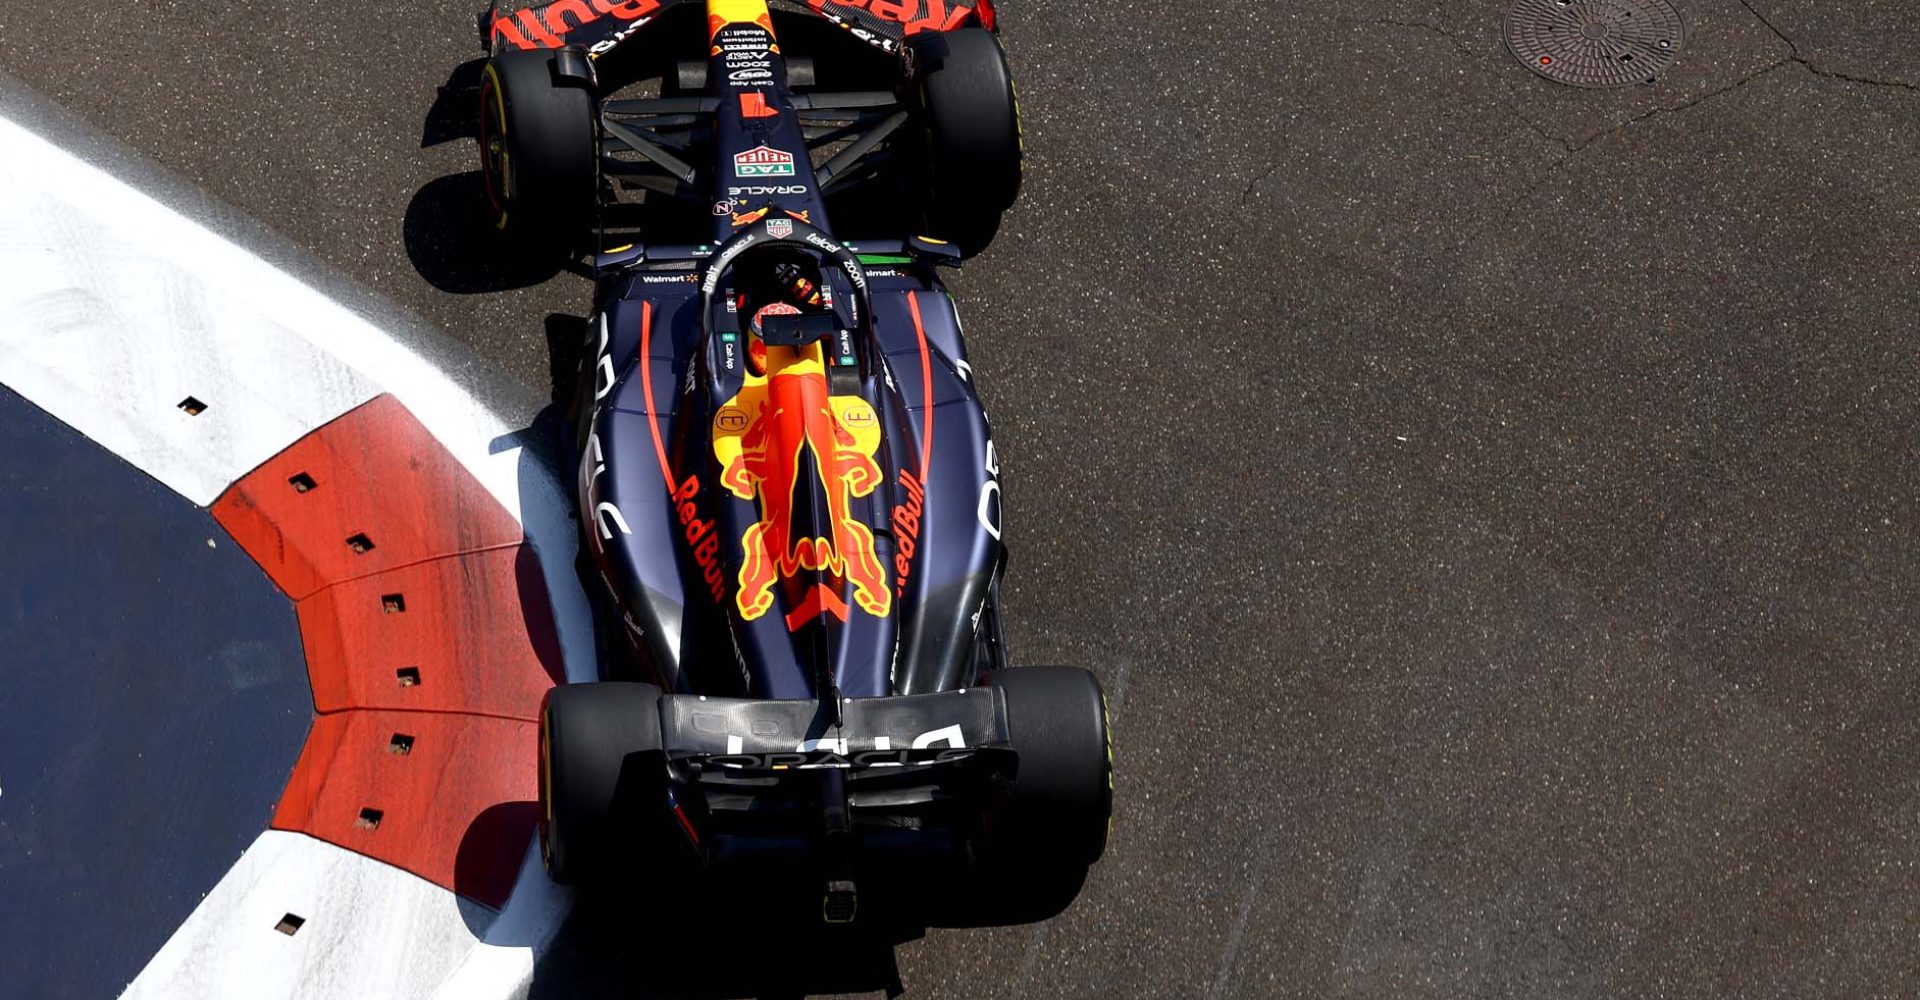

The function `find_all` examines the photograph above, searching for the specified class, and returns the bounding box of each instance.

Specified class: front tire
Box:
[915,27,1023,257]
[478,48,599,260]
[539,681,675,885]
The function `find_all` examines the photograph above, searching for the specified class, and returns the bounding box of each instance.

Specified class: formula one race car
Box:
[472,0,1111,925]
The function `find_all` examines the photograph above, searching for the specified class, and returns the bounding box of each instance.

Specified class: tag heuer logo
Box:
[766,218,794,239]
[734,146,796,178]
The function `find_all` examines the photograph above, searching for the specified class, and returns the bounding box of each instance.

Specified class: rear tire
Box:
[934,666,1112,926]
[915,28,1023,257]
[478,48,599,260]
[539,681,675,885]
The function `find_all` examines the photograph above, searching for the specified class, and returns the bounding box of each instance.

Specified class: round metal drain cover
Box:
[1505,0,1685,88]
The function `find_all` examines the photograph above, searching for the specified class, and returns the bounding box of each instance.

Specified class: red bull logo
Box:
[490,0,664,50]
[890,469,923,595]
[671,476,728,604]
[714,340,891,628]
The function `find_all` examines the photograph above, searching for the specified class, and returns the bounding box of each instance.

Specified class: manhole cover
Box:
[1505,0,1686,88]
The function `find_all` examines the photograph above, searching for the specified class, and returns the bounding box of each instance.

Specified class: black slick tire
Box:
[539,681,673,885]
[935,666,1112,926]
[916,27,1023,257]
[478,48,599,260]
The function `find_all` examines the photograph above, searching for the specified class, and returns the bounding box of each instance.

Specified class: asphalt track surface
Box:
[3,1,1917,996]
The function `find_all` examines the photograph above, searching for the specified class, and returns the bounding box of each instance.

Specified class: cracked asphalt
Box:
[4,0,1918,996]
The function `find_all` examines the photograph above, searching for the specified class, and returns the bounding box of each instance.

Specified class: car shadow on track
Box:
[405,58,576,294]
[404,173,573,293]
[530,884,916,1000]
[544,312,591,407]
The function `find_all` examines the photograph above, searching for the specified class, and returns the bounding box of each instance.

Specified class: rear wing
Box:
[665,688,1016,874]
[658,687,1010,771]
[485,0,992,57]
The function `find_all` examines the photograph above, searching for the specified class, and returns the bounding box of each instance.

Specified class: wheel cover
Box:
[478,64,513,230]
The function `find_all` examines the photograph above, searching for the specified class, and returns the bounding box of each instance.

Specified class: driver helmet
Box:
[735,250,826,331]
[734,249,828,373]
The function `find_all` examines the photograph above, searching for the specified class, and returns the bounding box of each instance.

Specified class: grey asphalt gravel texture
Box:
[5,1,1918,996]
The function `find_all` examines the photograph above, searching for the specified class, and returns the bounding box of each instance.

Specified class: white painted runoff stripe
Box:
[0,115,378,506]
[121,832,496,1000]
[426,844,573,1000]
[0,110,594,685]
[0,111,578,539]
[0,107,596,999]
[121,839,578,1000]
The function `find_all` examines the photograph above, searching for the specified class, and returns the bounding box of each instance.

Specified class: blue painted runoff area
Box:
[0,386,312,999]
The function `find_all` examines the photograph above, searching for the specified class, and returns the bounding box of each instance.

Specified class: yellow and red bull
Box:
[713,334,891,629]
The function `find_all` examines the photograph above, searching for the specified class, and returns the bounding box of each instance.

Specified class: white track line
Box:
[0,115,380,507]
[426,843,574,1000]
[0,109,591,999]
[0,112,535,516]
[122,832,498,1000]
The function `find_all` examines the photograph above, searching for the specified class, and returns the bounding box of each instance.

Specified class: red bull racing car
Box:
[473,0,1111,925]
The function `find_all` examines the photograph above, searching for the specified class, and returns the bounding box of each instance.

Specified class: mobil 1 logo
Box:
[715,23,774,86]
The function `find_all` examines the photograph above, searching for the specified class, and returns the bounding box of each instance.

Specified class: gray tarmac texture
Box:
[3,1,1917,996]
